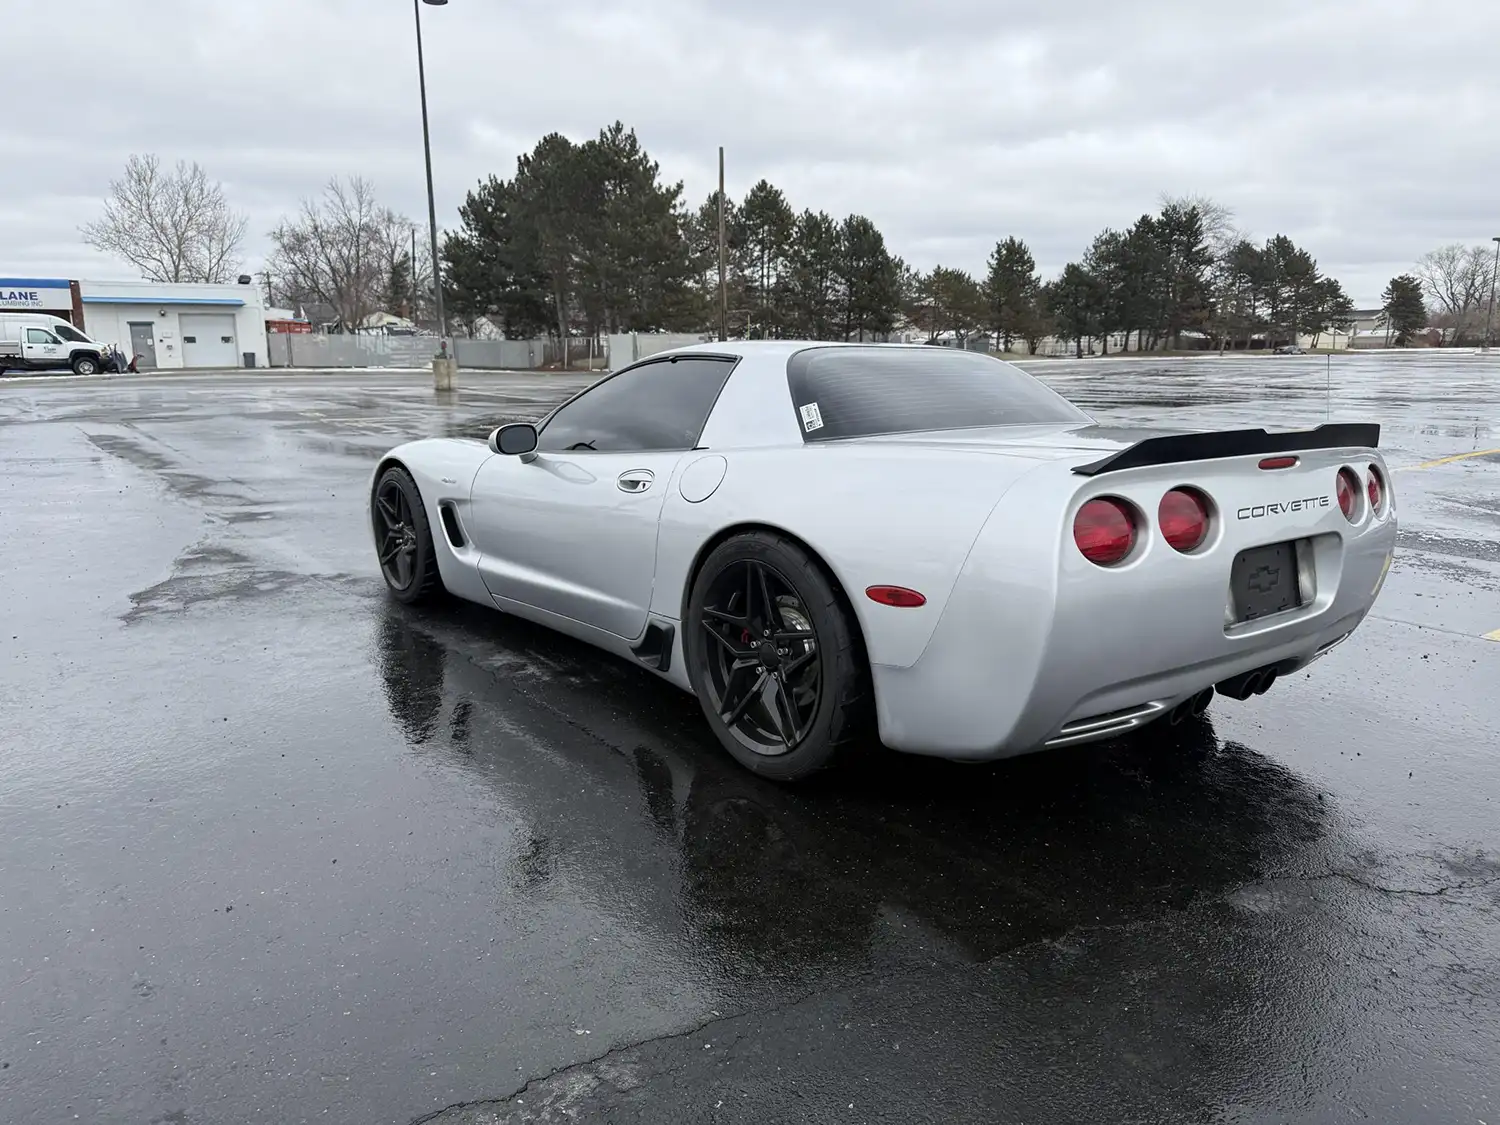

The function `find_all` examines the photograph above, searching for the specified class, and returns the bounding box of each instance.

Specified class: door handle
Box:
[617,469,654,493]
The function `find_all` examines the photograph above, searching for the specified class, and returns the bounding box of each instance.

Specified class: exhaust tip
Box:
[1254,671,1278,696]
[1190,688,1213,716]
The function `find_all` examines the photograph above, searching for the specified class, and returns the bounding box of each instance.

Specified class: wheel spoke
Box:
[754,563,782,632]
[376,496,400,527]
[704,606,748,628]
[395,548,413,588]
[701,619,753,660]
[379,539,402,565]
[767,671,801,744]
[742,562,756,632]
[722,667,769,727]
[783,645,818,677]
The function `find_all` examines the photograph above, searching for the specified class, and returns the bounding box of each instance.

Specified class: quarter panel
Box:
[652,444,1045,668]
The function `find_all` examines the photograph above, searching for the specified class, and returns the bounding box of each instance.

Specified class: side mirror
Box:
[489,422,538,457]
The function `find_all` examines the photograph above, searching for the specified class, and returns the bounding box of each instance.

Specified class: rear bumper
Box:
[870,512,1397,762]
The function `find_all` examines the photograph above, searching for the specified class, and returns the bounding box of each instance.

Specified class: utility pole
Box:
[414,0,447,344]
[1485,236,1500,352]
[718,146,728,342]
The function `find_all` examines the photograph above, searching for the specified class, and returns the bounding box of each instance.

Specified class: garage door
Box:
[180,314,239,368]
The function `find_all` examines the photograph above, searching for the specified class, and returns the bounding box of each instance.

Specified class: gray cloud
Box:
[4,0,1497,305]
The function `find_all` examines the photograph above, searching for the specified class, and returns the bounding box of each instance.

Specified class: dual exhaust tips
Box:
[1213,664,1283,703]
[1168,663,1283,724]
[1167,687,1216,725]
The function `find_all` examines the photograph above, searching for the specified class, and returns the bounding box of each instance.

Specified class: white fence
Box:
[266,333,439,369]
[453,338,549,369]
[606,332,716,370]
[267,333,605,370]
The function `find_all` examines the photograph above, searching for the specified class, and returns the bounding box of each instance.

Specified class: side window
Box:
[537,356,736,453]
[26,328,58,344]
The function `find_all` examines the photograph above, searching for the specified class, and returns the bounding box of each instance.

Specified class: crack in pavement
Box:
[405,1001,793,1125]
[1257,869,1500,898]
[406,865,1500,1123]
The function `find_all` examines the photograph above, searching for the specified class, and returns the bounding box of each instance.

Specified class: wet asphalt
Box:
[1,353,1497,1125]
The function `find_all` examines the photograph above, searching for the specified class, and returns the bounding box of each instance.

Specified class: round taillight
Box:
[1073,498,1137,566]
[1158,488,1211,552]
[1367,465,1385,515]
[1336,467,1360,521]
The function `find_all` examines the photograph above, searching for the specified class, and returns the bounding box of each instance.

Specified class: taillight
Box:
[1073,498,1137,566]
[1336,467,1360,521]
[1367,465,1385,515]
[1158,488,1211,552]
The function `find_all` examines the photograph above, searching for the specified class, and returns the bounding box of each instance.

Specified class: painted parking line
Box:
[1394,447,1500,471]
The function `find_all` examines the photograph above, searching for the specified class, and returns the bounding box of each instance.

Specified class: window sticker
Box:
[799,402,824,432]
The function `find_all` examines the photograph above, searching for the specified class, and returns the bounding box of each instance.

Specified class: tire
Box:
[372,466,443,604]
[72,355,100,376]
[684,530,873,782]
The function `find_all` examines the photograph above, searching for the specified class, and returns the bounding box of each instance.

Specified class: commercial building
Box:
[0,274,268,369]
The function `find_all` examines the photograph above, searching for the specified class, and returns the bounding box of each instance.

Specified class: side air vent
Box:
[438,502,466,548]
[631,621,676,672]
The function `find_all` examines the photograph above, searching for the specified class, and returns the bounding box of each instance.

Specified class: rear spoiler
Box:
[1071,423,1381,477]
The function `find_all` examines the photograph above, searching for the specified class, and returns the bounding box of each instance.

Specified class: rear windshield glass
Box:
[785,346,1089,441]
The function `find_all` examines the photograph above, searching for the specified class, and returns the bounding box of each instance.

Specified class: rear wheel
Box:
[372,466,442,604]
[684,531,873,782]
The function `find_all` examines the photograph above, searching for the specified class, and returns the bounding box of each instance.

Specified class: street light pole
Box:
[415,0,447,344]
[1485,236,1500,352]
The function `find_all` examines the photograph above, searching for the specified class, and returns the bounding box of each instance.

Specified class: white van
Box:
[0,312,110,375]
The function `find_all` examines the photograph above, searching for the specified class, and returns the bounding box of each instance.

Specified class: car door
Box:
[24,328,64,368]
[467,354,738,640]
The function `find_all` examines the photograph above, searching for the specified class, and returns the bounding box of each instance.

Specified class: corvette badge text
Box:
[1237,495,1332,520]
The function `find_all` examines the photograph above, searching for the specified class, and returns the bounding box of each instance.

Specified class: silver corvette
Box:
[369,342,1397,781]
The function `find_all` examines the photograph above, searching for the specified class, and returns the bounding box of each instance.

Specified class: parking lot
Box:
[2,352,1498,1124]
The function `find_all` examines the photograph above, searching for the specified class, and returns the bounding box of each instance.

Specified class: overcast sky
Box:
[5,0,1498,307]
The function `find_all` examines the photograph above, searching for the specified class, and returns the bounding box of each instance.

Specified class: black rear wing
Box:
[1071,423,1381,477]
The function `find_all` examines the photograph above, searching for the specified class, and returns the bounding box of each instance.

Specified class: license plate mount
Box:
[1231,541,1302,622]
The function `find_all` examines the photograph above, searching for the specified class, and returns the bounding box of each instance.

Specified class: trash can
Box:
[243,352,256,368]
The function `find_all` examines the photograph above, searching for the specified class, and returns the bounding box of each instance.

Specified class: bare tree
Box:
[1415,244,1493,344]
[80,154,248,283]
[267,177,416,333]
[1160,191,1241,258]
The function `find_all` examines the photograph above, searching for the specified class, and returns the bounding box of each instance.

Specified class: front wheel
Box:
[372,466,443,604]
[684,531,873,782]
[72,355,100,376]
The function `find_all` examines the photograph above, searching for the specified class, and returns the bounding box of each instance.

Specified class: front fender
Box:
[370,438,494,604]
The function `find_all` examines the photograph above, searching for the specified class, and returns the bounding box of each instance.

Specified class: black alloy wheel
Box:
[686,530,872,781]
[372,467,442,604]
[700,558,822,755]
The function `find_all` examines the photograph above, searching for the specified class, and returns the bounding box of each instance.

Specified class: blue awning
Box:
[0,277,72,288]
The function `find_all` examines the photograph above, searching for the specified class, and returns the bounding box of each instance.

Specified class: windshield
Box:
[52,324,92,343]
[786,345,1090,441]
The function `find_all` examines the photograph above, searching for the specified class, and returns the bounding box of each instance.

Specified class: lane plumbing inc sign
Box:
[0,278,74,311]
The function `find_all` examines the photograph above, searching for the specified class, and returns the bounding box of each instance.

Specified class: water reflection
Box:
[370,599,1358,1115]
[372,599,1333,977]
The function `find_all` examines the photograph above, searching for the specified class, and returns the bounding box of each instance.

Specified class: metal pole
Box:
[1484,236,1500,352]
[718,146,727,342]
[415,0,446,343]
